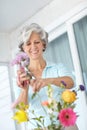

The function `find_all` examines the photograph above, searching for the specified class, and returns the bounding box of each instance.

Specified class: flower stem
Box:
[37,93,48,115]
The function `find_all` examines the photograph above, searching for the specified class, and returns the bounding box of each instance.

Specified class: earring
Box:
[43,48,45,51]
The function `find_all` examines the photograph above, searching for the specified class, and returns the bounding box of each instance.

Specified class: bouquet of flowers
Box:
[11,52,85,130]
[11,52,29,68]
[12,82,85,129]
[11,52,32,108]
[11,51,33,80]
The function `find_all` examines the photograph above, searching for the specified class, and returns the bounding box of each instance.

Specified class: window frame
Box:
[0,62,17,130]
[46,1,87,87]
[45,2,87,130]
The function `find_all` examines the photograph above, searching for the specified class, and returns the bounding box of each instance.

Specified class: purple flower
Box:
[79,85,85,91]
[61,81,67,87]
[11,52,29,67]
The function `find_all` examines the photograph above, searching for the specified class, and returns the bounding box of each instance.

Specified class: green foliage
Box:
[32,92,37,99]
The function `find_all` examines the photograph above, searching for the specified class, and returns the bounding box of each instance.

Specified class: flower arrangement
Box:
[11,51,30,70]
[11,52,85,130]
[11,52,32,108]
[12,82,85,130]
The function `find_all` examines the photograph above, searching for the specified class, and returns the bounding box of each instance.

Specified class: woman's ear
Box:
[22,44,26,52]
[43,43,46,51]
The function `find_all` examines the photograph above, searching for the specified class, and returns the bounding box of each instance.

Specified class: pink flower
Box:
[11,52,29,67]
[58,108,77,127]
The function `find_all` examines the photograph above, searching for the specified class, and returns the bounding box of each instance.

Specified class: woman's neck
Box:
[28,58,46,71]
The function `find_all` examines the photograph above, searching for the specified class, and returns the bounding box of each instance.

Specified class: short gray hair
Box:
[18,23,48,51]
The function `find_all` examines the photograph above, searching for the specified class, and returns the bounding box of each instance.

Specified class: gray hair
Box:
[18,23,48,51]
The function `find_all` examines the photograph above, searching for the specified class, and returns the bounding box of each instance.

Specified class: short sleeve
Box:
[57,63,76,86]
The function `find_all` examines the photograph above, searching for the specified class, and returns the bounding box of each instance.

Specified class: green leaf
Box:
[32,93,37,99]
[16,104,20,109]
[57,102,62,112]
[20,102,24,106]
[39,116,44,119]
[36,123,41,128]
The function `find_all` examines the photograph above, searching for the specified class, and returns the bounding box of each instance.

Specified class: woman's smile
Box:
[30,49,39,55]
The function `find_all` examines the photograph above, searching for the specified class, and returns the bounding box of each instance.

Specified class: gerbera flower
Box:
[58,108,77,127]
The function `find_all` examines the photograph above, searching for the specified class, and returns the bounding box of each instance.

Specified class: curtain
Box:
[44,32,74,71]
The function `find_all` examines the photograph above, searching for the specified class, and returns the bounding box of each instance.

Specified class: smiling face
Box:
[23,32,45,60]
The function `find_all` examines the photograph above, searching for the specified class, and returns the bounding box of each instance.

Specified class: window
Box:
[0,63,16,130]
[45,5,87,130]
[44,32,74,71]
[73,16,87,94]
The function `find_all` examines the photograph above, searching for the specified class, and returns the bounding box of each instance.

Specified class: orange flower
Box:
[42,101,49,106]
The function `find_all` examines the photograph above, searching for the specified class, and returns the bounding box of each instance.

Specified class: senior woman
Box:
[15,23,78,130]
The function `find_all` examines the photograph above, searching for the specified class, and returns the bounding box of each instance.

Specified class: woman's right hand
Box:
[17,68,30,90]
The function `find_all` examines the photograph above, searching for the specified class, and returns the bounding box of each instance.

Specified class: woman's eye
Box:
[26,42,31,46]
[34,41,40,44]
[25,41,41,45]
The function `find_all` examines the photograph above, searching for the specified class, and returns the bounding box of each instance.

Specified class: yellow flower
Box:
[18,102,29,110]
[12,110,29,123]
[62,90,76,103]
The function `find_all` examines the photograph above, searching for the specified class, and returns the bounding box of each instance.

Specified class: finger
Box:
[33,81,42,92]
[17,79,23,87]
[30,79,36,86]
[19,72,30,81]
[17,67,25,75]
[20,67,25,72]
[17,70,21,75]
[17,78,30,88]
[20,73,27,78]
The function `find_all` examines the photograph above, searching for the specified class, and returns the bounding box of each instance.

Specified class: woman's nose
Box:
[31,43,36,49]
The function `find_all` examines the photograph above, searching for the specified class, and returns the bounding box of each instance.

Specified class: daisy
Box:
[58,108,77,127]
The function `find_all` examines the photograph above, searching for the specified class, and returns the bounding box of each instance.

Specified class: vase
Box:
[41,126,78,130]
[37,127,65,130]
[64,124,79,130]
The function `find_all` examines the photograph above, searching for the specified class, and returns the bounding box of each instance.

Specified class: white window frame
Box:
[45,1,87,130]
[66,7,87,86]
[0,62,14,102]
[46,1,87,87]
[66,8,87,130]
[0,62,17,130]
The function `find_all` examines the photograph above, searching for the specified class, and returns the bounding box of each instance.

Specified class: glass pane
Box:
[73,16,87,94]
[44,32,74,71]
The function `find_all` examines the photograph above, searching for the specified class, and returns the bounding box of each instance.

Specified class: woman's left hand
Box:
[30,78,49,92]
[30,76,74,92]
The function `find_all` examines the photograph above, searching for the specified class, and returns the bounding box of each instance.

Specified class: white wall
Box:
[0,0,86,61]
[10,0,85,49]
[0,33,11,62]
[8,0,85,60]
[20,0,85,27]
